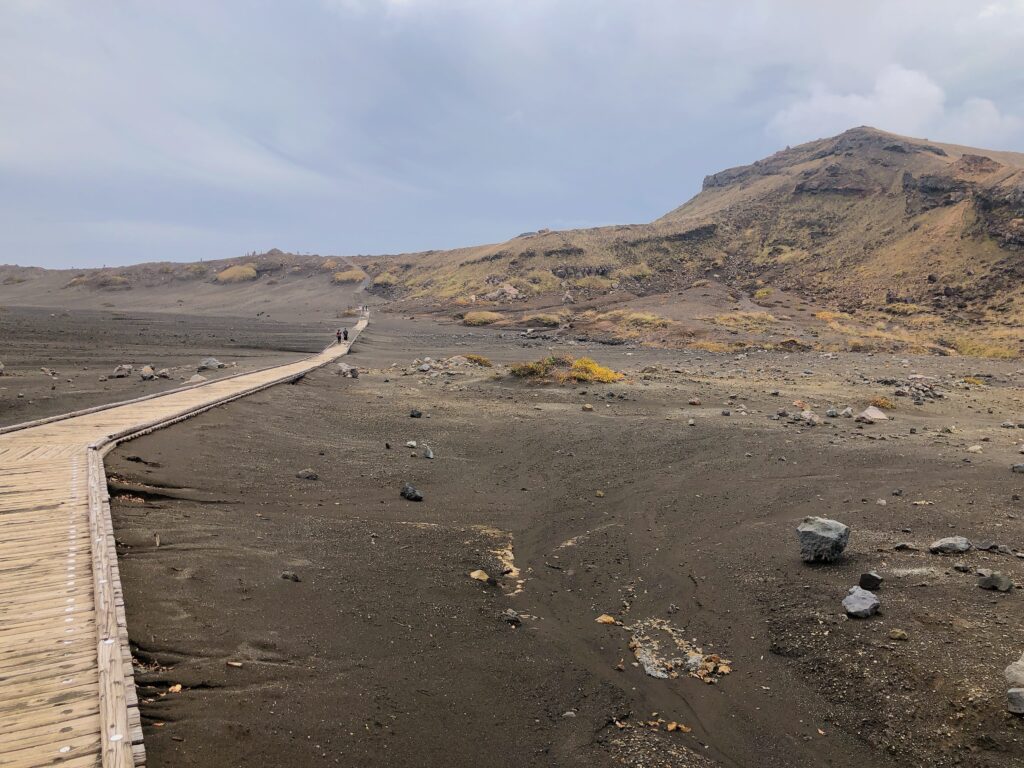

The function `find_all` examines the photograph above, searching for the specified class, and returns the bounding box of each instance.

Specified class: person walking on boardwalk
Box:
[336,328,343,344]
[343,328,349,342]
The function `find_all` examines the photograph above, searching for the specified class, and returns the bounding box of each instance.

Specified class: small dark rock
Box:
[400,483,423,501]
[410,409,423,418]
[281,571,301,582]
[859,571,883,590]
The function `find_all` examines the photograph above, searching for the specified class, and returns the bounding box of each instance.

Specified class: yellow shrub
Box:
[216,263,258,283]
[814,310,851,322]
[962,376,985,386]
[614,263,653,281]
[870,395,896,410]
[465,354,493,367]
[332,268,368,284]
[560,357,623,383]
[753,287,773,300]
[509,355,622,383]
[572,275,614,291]
[598,310,670,329]
[463,311,503,326]
[951,337,1018,359]
[710,311,777,331]
[371,271,397,287]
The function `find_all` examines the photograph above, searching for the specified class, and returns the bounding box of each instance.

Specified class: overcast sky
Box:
[3,1,1024,268]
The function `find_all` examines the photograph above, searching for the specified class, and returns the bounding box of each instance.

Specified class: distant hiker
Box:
[336,329,342,344]
[343,328,349,342]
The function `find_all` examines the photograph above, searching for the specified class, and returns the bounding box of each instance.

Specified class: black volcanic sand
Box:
[0,306,347,428]
[95,313,1024,767]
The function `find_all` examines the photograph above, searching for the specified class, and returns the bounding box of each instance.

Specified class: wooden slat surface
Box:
[0,315,367,767]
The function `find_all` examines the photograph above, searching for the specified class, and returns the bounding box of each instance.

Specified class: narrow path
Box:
[0,314,368,768]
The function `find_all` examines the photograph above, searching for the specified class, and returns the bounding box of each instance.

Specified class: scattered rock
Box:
[595,614,617,625]
[187,374,206,384]
[797,517,850,563]
[977,569,1014,592]
[688,398,701,406]
[295,468,318,480]
[859,571,883,590]
[501,609,522,626]
[842,586,880,618]
[400,483,423,501]
[855,406,889,424]
[1013,464,1024,474]
[929,536,972,554]
[156,368,170,379]
[582,404,594,412]
[410,409,423,418]
[336,362,358,377]
[139,365,155,381]
[1005,653,1024,688]
[894,542,916,551]
[888,628,909,641]
[1009,689,1024,716]
[197,357,224,371]
[280,571,301,582]
[112,364,133,378]
[422,446,434,459]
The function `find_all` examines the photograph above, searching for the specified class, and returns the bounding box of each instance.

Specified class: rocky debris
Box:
[405,440,417,448]
[842,586,880,618]
[889,628,909,641]
[859,571,883,590]
[688,398,701,406]
[156,368,170,379]
[595,614,618,625]
[1009,689,1024,715]
[1013,464,1024,474]
[855,406,889,424]
[280,571,301,582]
[410,409,422,418]
[501,608,521,626]
[139,365,155,381]
[582,403,594,412]
[878,376,944,405]
[894,542,916,551]
[977,569,1014,592]
[197,357,225,371]
[929,536,972,554]
[336,362,358,377]
[112,364,133,378]
[627,618,732,683]
[400,483,423,501]
[422,446,434,460]
[0,361,4,375]
[418,363,432,372]
[482,282,521,301]
[295,468,318,480]
[796,517,850,562]
[187,374,206,384]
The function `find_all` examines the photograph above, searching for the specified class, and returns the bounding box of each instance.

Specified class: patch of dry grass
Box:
[465,354,493,367]
[951,337,1018,359]
[523,313,562,327]
[332,268,368,284]
[686,340,748,353]
[870,395,896,410]
[509,355,623,383]
[596,310,670,329]
[371,271,397,287]
[463,311,503,326]
[709,311,777,331]
[215,264,258,283]
[753,287,773,300]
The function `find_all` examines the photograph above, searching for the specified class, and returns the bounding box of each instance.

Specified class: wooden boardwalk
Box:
[0,315,368,768]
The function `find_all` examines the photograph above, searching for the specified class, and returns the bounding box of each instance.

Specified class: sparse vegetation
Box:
[883,303,926,316]
[523,313,561,327]
[962,376,986,386]
[594,310,670,329]
[463,311,503,326]
[614,263,653,281]
[572,275,614,291]
[465,354,493,367]
[215,264,258,283]
[709,311,777,331]
[870,395,896,410]
[510,355,623,383]
[753,287,773,300]
[332,268,368,284]
[687,340,748,353]
[371,272,397,287]
[951,337,1018,359]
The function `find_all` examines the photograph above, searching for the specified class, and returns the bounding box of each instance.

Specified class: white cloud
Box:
[769,66,1024,149]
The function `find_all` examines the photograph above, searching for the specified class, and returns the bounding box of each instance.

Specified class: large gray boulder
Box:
[978,570,1014,592]
[1005,653,1024,688]
[797,517,850,562]
[929,536,972,554]
[842,586,880,618]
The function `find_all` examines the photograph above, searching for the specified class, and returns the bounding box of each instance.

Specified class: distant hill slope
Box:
[2,127,1023,354]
